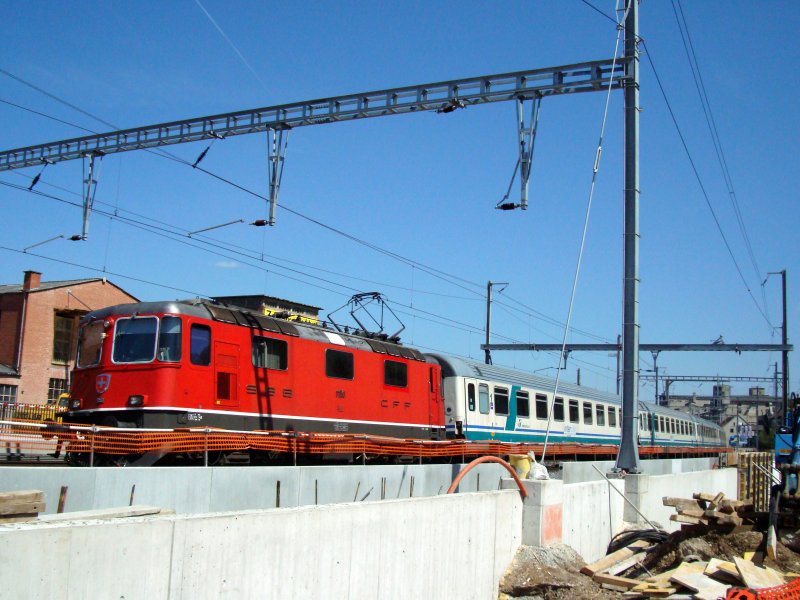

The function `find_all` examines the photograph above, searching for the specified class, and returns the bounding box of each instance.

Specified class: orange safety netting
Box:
[1,418,731,459]
[727,578,800,600]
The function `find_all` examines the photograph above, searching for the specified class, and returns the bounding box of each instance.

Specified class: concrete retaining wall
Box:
[0,490,522,600]
[0,463,508,514]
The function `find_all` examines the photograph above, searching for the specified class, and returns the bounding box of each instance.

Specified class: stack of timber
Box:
[578,490,800,599]
[665,492,755,530]
[0,490,44,523]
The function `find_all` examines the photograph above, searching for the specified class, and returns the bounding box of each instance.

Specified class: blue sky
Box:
[1,1,797,401]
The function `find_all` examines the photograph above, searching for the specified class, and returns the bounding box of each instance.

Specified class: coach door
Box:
[214,341,240,408]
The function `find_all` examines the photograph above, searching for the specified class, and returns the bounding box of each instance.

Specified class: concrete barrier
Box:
[0,490,522,600]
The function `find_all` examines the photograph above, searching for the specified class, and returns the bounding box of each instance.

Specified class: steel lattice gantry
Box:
[0,58,628,171]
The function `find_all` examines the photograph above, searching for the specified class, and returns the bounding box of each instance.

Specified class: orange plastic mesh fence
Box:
[1,418,730,459]
[727,578,800,600]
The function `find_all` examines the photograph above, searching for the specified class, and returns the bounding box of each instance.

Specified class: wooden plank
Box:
[670,562,730,600]
[0,513,39,523]
[0,501,45,516]
[703,510,743,526]
[592,573,641,590]
[580,539,651,576]
[0,490,44,505]
[767,524,777,560]
[711,491,726,508]
[704,558,741,585]
[663,497,705,511]
[607,551,648,576]
[38,505,166,522]
[734,557,785,589]
[693,492,718,503]
[678,507,706,518]
[670,513,709,525]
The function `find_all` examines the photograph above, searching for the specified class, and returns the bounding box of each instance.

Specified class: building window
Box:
[495,387,509,416]
[517,390,530,418]
[48,378,68,402]
[325,349,353,380]
[384,360,407,388]
[53,313,74,364]
[0,385,17,403]
[252,335,288,370]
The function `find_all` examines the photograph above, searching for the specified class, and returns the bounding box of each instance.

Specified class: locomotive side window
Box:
[76,320,104,368]
[478,383,490,415]
[384,360,407,387]
[190,324,211,366]
[568,399,579,423]
[596,404,605,427]
[494,387,509,416]
[553,397,564,422]
[517,391,530,418]
[158,316,182,362]
[582,401,593,425]
[252,335,288,370]
[112,317,158,363]
[326,349,354,380]
[467,383,476,411]
[535,394,548,419]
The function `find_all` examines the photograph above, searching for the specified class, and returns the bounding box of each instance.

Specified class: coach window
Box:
[384,360,407,388]
[535,394,548,420]
[157,316,182,362]
[609,406,617,428]
[478,383,490,414]
[252,336,288,370]
[467,383,476,411]
[326,349,354,380]
[569,399,579,423]
[517,391,530,418]
[553,397,564,422]
[495,387,509,416]
[190,324,211,366]
[113,316,158,363]
[582,401,593,425]
[596,404,606,427]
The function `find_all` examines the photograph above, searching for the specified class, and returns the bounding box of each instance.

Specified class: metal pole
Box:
[781,270,789,423]
[485,281,493,365]
[616,0,641,473]
[89,425,96,468]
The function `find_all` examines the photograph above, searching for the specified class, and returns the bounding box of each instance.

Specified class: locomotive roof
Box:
[81,299,428,362]
[427,354,720,428]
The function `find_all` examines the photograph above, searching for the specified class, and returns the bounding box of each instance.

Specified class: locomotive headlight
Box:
[127,395,145,407]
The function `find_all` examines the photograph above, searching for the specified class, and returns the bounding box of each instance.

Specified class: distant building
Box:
[212,294,321,325]
[0,271,137,405]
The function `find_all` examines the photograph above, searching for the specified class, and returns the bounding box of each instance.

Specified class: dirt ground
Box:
[499,528,800,600]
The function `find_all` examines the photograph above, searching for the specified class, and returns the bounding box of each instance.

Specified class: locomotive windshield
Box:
[76,320,105,368]
[113,316,158,363]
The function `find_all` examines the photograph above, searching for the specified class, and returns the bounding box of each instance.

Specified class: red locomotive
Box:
[67,299,445,440]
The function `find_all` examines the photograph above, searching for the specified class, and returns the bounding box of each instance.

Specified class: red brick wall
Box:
[0,280,136,404]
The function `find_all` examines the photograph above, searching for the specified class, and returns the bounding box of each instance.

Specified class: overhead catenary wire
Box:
[541,0,630,463]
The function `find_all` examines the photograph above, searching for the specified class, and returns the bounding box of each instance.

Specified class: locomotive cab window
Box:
[77,320,104,368]
[158,316,182,362]
[384,360,407,387]
[113,316,158,363]
[190,324,211,366]
[253,335,288,370]
[517,391,530,418]
[478,383,490,415]
[326,349,354,380]
[494,387,509,416]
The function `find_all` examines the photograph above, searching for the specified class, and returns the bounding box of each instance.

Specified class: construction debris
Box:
[500,489,800,600]
[0,490,44,523]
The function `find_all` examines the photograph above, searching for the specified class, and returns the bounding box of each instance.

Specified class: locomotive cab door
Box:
[214,341,240,408]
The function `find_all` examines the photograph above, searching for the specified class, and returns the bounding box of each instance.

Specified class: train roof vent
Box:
[275,320,299,337]
[252,314,281,333]
[206,304,237,324]
[365,339,388,354]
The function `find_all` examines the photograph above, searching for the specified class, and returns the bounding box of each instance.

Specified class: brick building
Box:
[0,271,137,405]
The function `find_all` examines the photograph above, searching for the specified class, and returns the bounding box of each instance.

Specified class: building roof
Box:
[0,278,100,295]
